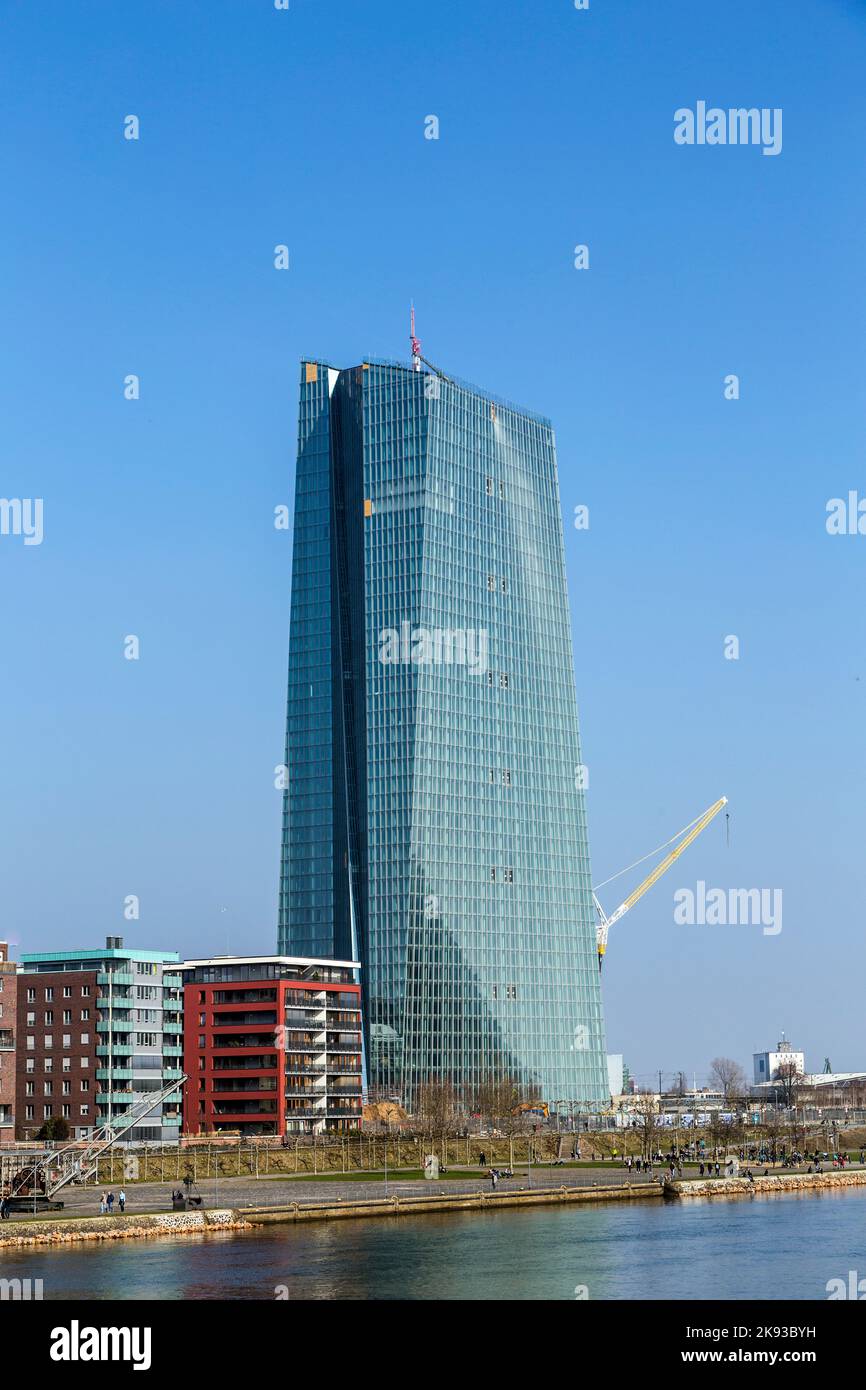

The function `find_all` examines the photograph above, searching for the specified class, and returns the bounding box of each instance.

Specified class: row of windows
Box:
[26,1034,90,1048]
[23,1105,89,1120]
[24,1080,91,1095]
[25,985,91,1001]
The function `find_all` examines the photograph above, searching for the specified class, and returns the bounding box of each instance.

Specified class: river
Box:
[1,1186,862,1300]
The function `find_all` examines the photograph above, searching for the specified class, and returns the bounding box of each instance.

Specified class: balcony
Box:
[162,998,182,1013]
[163,974,182,989]
[97,1069,133,1082]
[96,1018,133,1033]
[162,1021,182,1035]
[96,1044,132,1058]
[0,1030,14,1051]
[97,972,134,987]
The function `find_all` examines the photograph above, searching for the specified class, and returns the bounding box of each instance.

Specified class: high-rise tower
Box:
[278,355,608,1107]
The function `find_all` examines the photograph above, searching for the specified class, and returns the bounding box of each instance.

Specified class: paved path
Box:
[4,1166,659,1219]
[7,1160,863,1221]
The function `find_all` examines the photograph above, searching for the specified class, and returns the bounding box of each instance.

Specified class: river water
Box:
[2,1187,863,1300]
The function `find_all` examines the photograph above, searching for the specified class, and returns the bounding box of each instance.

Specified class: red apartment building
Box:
[180,955,363,1136]
[0,944,17,1139]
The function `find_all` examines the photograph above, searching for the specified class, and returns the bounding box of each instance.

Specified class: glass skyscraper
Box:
[278,357,608,1108]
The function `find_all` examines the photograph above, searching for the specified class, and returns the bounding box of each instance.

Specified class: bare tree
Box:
[773,1060,803,1109]
[633,1091,660,1162]
[709,1057,747,1102]
[414,1077,459,1134]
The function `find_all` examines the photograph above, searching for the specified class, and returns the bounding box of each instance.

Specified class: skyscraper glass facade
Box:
[279,358,608,1107]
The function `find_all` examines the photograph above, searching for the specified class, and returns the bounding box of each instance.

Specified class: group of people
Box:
[0,1195,10,1220]
[623,1155,654,1175]
[487,1166,514,1188]
[98,1189,126,1214]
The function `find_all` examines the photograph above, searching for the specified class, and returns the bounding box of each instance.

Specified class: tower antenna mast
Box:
[410,302,422,371]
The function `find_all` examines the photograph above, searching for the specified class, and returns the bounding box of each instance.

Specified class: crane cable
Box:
[593,807,717,893]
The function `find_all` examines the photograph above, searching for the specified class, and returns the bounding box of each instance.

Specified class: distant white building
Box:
[753,1033,805,1086]
[607,1054,624,1098]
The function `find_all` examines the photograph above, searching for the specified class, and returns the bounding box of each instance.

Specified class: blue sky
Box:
[2,0,865,1086]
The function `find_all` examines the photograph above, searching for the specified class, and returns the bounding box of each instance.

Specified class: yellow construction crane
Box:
[593,797,727,970]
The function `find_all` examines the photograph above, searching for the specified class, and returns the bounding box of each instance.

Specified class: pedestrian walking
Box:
[0,1195,9,1220]
[106,1191,114,1213]
[119,1188,126,1213]
[99,1193,106,1215]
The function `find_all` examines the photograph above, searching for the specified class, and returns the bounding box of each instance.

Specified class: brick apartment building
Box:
[0,943,17,1139]
[15,966,98,1140]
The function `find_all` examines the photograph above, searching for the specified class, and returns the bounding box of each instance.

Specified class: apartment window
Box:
[26,1012,35,1026]
[137,1032,156,1047]
[63,1011,72,1024]
[80,1080,89,1093]
[44,1059,53,1073]
[25,1105,34,1120]
[43,1082,52,1096]
[62,1081,71,1095]
[63,986,71,998]
[485,476,493,496]
[498,480,505,500]
[62,1058,71,1072]
[25,1082,34,1096]
[199,1013,206,1026]
[506,984,517,1000]
[81,1010,89,1022]
[44,1011,53,1025]
[25,1058,34,1073]
[80,1105,89,1116]
[491,986,498,1000]
[62,1034,71,1048]
[490,867,497,882]
[503,769,511,786]
[81,1033,89,1045]
[44,1036,53,1049]
[44,988,53,1001]
[500,672,510,688]
[81,1058,89,1069]
[487,574,496,590]
[504,867,514,883]
[81,986,90,997]
[62,1105,71,1118]
[26,988,35,1003]
[26,1036,34,1050]
[198,1035,205,1048]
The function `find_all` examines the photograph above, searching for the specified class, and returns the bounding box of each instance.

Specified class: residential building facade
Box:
[179,955,362,1135]
[18,939,183,1142]
[0,944,17,1139]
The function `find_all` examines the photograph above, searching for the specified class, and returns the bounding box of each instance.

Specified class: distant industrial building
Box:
[753,1033,805,1087]
[179,955,362,1136]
